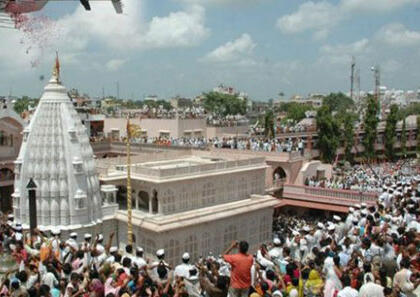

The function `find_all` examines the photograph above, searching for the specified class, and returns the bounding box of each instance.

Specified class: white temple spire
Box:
[13,56,102,229]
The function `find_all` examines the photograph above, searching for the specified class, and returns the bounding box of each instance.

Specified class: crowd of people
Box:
[92,136,306,154]
[210,138,304,153]
[1,169,419,297]
[306,160,419,194]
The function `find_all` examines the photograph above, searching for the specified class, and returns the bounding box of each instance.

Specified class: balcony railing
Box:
[283,184,377,206]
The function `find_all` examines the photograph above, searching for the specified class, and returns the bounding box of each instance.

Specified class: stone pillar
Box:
[148,192,153,214]
[135,192,139,210]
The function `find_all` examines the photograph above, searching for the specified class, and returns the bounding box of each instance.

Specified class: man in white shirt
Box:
[358,273,384,297]
[174,252,194,279]
[337,275,358,297]
[132,247,147,270]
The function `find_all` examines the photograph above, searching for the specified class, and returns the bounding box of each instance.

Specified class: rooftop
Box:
[99,151,267,182]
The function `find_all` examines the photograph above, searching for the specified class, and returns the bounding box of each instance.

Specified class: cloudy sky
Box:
[0,0,420,100]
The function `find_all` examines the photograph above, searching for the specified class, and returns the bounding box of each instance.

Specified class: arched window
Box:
[152,190,159,214]
[0,130,4,146]
[137,191,149,211]
[273,167,287,180]
[116,186,127,210]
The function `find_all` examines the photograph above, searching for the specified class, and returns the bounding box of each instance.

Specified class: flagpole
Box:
[126,116,133,245]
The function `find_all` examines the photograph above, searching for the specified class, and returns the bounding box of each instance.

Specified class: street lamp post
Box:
[26,178,37,237]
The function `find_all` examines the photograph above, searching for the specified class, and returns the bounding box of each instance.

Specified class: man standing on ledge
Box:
[223,240,253,297]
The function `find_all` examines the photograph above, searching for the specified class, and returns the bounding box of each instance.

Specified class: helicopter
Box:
[0,0,123,28]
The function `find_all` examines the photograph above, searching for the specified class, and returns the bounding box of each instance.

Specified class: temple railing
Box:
[282,184,378,206]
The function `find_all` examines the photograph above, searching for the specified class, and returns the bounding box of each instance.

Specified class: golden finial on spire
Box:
[52,50,60,82]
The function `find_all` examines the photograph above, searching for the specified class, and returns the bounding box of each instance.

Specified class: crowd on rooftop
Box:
[96,136,306,154]
[306,160,419,194]
[1,166,419,297]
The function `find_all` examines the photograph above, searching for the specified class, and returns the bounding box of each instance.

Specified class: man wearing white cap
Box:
[66,233,79,251]
[105,246,119,264]
[313,223,324,247]
[268,238,283,265]
[334,215,347,242]
[345,207,355,229]
[95,234,105,255]
[151,249,170,278]
[132,247,146,269]
[174,252,194,279]
[51,229,62,259]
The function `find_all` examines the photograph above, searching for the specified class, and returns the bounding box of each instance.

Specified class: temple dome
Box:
[13,57,102,229]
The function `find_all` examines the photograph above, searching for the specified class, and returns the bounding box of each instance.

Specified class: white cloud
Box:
[375,23,420,47]
[55,1,209,50]
[276,1,338,38]
[106,59,127,71]
[0,0,210,73]
[202,33,256,64]
[142,5,209,48]
[276,0,420,38]
[319,38,370,64]
[340,0,420,13]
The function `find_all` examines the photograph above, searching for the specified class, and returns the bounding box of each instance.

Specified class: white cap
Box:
[136,247,144,253]
[7,214,14,220]
[348,207,354,212]
[302,226,311,232]
[156,249,165,257]
[328,224,336,231]
[272,291,283,297]
[361,203,367,208]
[355,204,361,209]
[273,238,281,245]
[292,230,300,236]
[51,228,61,235]
[333,215,341,221]
[84,233,92,239]
[182,252,190,260]
[70,232,78,238]
[317,222,324,229]
[110,246,118,253]
[97,234,104,241]
[14,225,23,231]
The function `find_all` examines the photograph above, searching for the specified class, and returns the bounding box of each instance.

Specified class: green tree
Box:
[341,112,356,163]
[202,91,247,117]
[323,92,354,114]
[264,110,275,138]
[13,96,38,114]
[362,95,379,161]
[384,104,399,161]
[398,102,420,118]
[316,105,340,163]
[276,102,312,123]
[401,117,407,156]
